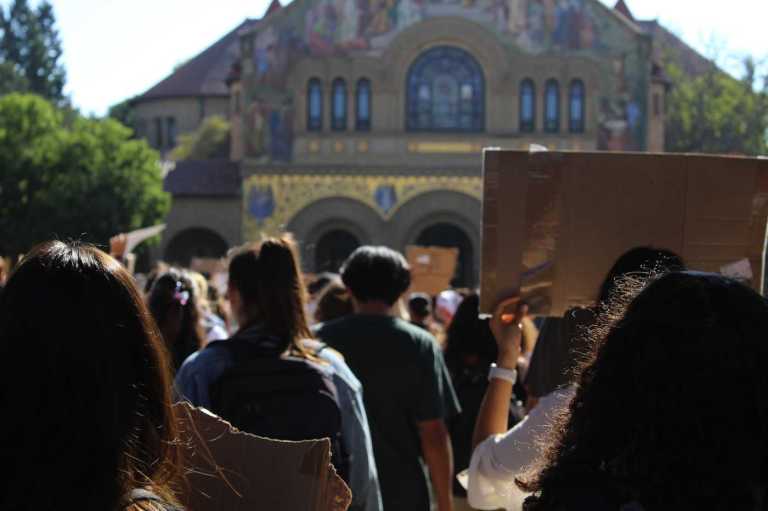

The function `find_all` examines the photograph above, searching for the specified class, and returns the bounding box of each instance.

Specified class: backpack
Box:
[208,338,350,483]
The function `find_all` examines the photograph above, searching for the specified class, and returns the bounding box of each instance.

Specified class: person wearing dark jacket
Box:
[175,236,382,511]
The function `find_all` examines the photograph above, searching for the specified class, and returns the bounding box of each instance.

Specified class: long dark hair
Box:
[522,272,768,510]
[444,293,497,373]
[0,241,181,510]
[525,246,685,399]
[228,235,312,353]
[148,269,205,370]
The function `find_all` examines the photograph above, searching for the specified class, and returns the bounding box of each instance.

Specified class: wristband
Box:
[488,363,517,384]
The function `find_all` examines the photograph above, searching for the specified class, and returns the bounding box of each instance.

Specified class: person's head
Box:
[525,246,685,400]
[524,272,768,510]
[444,293,497,370]
[0,241,180,510]
[308,272,339,298]
[314,279,354,323]
[597,246,685,306]
[144,260,170,295]
[188,270,211,314]
[341,246,411,307]
[227,235,311,349]
[407,292,431,323]
[148,268,205,370]
[435,289,463,325]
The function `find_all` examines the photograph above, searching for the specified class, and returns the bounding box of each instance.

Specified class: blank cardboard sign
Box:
[175,403,352,511]
[480,150,768,315]
[407,245,459,296]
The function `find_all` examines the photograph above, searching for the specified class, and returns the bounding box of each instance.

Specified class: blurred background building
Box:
[131,0,710,286]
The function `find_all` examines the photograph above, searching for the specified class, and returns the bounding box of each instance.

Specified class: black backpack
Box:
[208,338,350,483]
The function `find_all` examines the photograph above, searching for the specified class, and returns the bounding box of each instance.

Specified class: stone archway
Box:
[164,227,229,266]
[314,229,361,273]
[286,197,385,272]
[390,190,481,288]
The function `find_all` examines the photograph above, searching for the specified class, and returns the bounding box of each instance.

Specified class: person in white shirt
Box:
[462,247,685,510]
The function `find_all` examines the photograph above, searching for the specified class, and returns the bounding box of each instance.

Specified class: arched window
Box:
[356,78,372,131]
[519,79,536,133]
[307,78,323,131]
[332,78,347,131]
[544,79,560,133]
[569,79,585,133]
[406,46,485,132]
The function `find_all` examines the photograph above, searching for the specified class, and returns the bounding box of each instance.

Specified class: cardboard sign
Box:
[124,224,166,254]
[480,150,768,314]
[407,245,459,296]
[175,403,351,511]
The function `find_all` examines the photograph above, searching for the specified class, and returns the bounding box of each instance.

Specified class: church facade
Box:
[133,0,709,286]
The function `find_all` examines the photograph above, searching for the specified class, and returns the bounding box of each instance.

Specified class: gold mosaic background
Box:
[242,174,482,239]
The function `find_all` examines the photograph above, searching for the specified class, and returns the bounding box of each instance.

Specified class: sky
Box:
[25,0,768,115]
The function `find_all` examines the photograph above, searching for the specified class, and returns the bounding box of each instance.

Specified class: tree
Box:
[665,58,768,156]
[0,94,170,256]
[108,96,137,132]
[0,0,66,102]
[170,115,230,160]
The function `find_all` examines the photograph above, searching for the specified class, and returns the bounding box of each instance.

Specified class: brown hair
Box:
[228,235,312,353]
[0,241,181,510]
[314,279,354,323]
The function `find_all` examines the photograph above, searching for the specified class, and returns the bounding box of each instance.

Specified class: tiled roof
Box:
[164,159,241,197]
[136,19,257,101]
[637,20,714,78]
[613,0,634,21]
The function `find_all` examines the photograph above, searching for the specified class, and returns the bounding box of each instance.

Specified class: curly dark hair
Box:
[521,271,768,510]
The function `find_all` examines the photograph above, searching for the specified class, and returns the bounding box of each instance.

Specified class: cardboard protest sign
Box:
[407,245,459,296]
[174,403,351,511]
[480,150,768,315]
[124,224,166,254]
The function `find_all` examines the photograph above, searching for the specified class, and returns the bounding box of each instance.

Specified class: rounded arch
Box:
[315,229,361,273]
[405,45,485,132]
[381,17,509,131]
[286,197,385,272]
[390,190,481,288]
[383,16,509,87]
[164,227,229,267]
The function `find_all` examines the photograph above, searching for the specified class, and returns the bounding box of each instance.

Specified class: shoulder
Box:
[539,385,577,409]
[393,318,440,351]
[314,316,353,337]
[303,339,362,390]
[178,340,233,375]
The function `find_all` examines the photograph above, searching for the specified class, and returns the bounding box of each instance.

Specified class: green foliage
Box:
[0,94,170,255]
[665,58,768,156]
[170,115,230,160]
[0,0,66,102]
[107,96,137,133]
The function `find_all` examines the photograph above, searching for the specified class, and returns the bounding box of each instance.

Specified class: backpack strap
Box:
[313,342,330,356]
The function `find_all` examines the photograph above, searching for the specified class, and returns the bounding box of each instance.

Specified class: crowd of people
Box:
[1,236,768,511]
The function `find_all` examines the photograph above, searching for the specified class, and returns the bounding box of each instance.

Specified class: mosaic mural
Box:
[241,174,482,239]
[243,0,649,160]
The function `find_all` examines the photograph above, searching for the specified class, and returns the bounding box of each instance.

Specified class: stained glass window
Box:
[332,78,347,131]
[520,79,536,133]
[307,78,322,131]
[544,79,560,133]
[356,78,371,131]
[406,46,485,132]
[569,79,585,133]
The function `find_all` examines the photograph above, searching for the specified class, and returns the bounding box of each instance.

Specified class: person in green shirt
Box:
[315,246,461,511]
